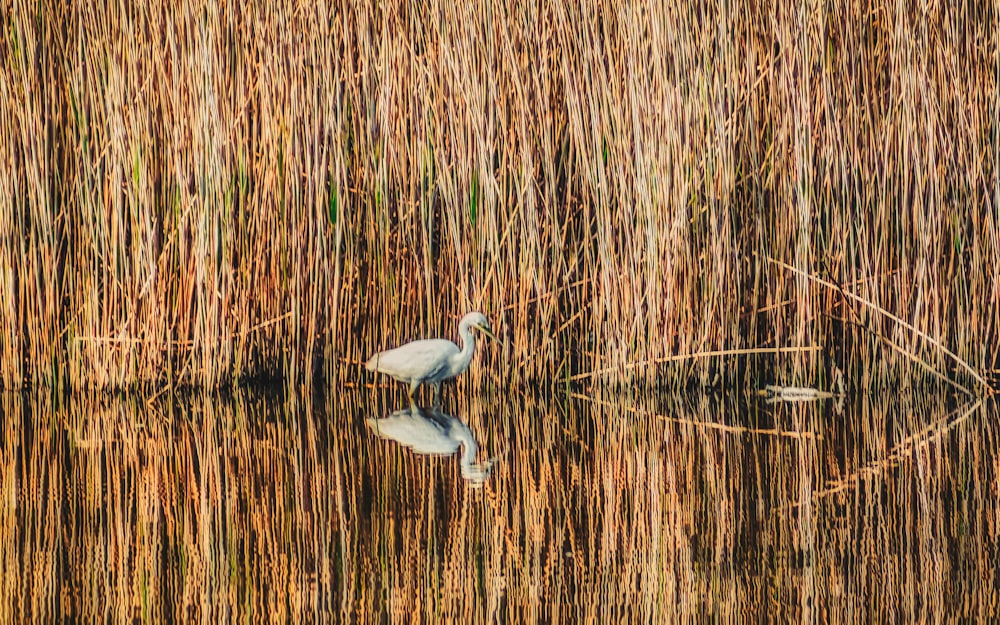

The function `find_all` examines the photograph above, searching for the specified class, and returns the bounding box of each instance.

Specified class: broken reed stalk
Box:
[569,345,825,381]
[572,392,821,440]
[768,257,992,396]
[74,312,293,347]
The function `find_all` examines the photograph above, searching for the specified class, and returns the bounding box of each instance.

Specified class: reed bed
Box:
[1,1,997,391]
[1,388,996,621]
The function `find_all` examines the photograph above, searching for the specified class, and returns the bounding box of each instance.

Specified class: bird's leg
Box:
[433,382,442,409]
[406,382,419,412]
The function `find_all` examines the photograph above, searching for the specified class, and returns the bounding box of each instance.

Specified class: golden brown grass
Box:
[1,1,997,391]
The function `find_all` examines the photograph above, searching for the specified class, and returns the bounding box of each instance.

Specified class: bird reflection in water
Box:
[366,405,497,485]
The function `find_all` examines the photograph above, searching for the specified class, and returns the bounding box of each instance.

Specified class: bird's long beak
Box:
[479,325,499,343]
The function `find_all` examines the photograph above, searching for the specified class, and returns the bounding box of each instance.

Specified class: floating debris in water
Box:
[759,376,846,413]
[760,365,847,412]
[760,385,836,402]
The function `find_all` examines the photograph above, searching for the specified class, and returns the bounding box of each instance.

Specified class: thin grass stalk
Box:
[0,0,996,390]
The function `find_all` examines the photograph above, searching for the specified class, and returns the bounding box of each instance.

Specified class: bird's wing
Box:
[366,339,460,381]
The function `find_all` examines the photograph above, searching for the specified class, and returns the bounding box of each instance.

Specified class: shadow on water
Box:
[0,387,997,622]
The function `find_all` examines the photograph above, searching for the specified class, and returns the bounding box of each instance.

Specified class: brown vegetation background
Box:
[1,0,997,390]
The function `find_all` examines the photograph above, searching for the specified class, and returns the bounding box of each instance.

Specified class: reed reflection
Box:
[2,390,996,622]
[366,404,496,485]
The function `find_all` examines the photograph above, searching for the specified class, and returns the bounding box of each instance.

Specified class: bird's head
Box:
[462,311,498,342]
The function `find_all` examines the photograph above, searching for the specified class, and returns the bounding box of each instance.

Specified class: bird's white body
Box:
[365,312,496,401]
[366,405,495,483]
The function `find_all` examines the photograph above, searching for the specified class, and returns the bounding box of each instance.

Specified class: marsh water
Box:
[1,386,997,622]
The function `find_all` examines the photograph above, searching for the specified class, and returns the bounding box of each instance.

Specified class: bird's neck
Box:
[454,426,480,471]
[450,417,492,483]
[455,323,477,367]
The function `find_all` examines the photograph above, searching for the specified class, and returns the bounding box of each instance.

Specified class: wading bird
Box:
[365,312,497,404]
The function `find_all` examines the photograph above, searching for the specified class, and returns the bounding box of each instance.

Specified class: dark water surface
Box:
[1,387,997,622]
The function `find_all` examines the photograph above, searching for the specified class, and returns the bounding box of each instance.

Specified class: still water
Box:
[1,387,996,622]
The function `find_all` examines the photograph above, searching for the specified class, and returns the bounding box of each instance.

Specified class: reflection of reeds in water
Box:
[0,390,342,621]
[1,2,997,391]
[3,390,996,621]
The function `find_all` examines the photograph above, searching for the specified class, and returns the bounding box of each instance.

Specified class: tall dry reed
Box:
[1,1,997,390]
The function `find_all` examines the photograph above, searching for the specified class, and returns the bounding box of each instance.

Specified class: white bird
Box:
[366,405,497,484]
[365,311,497,403]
